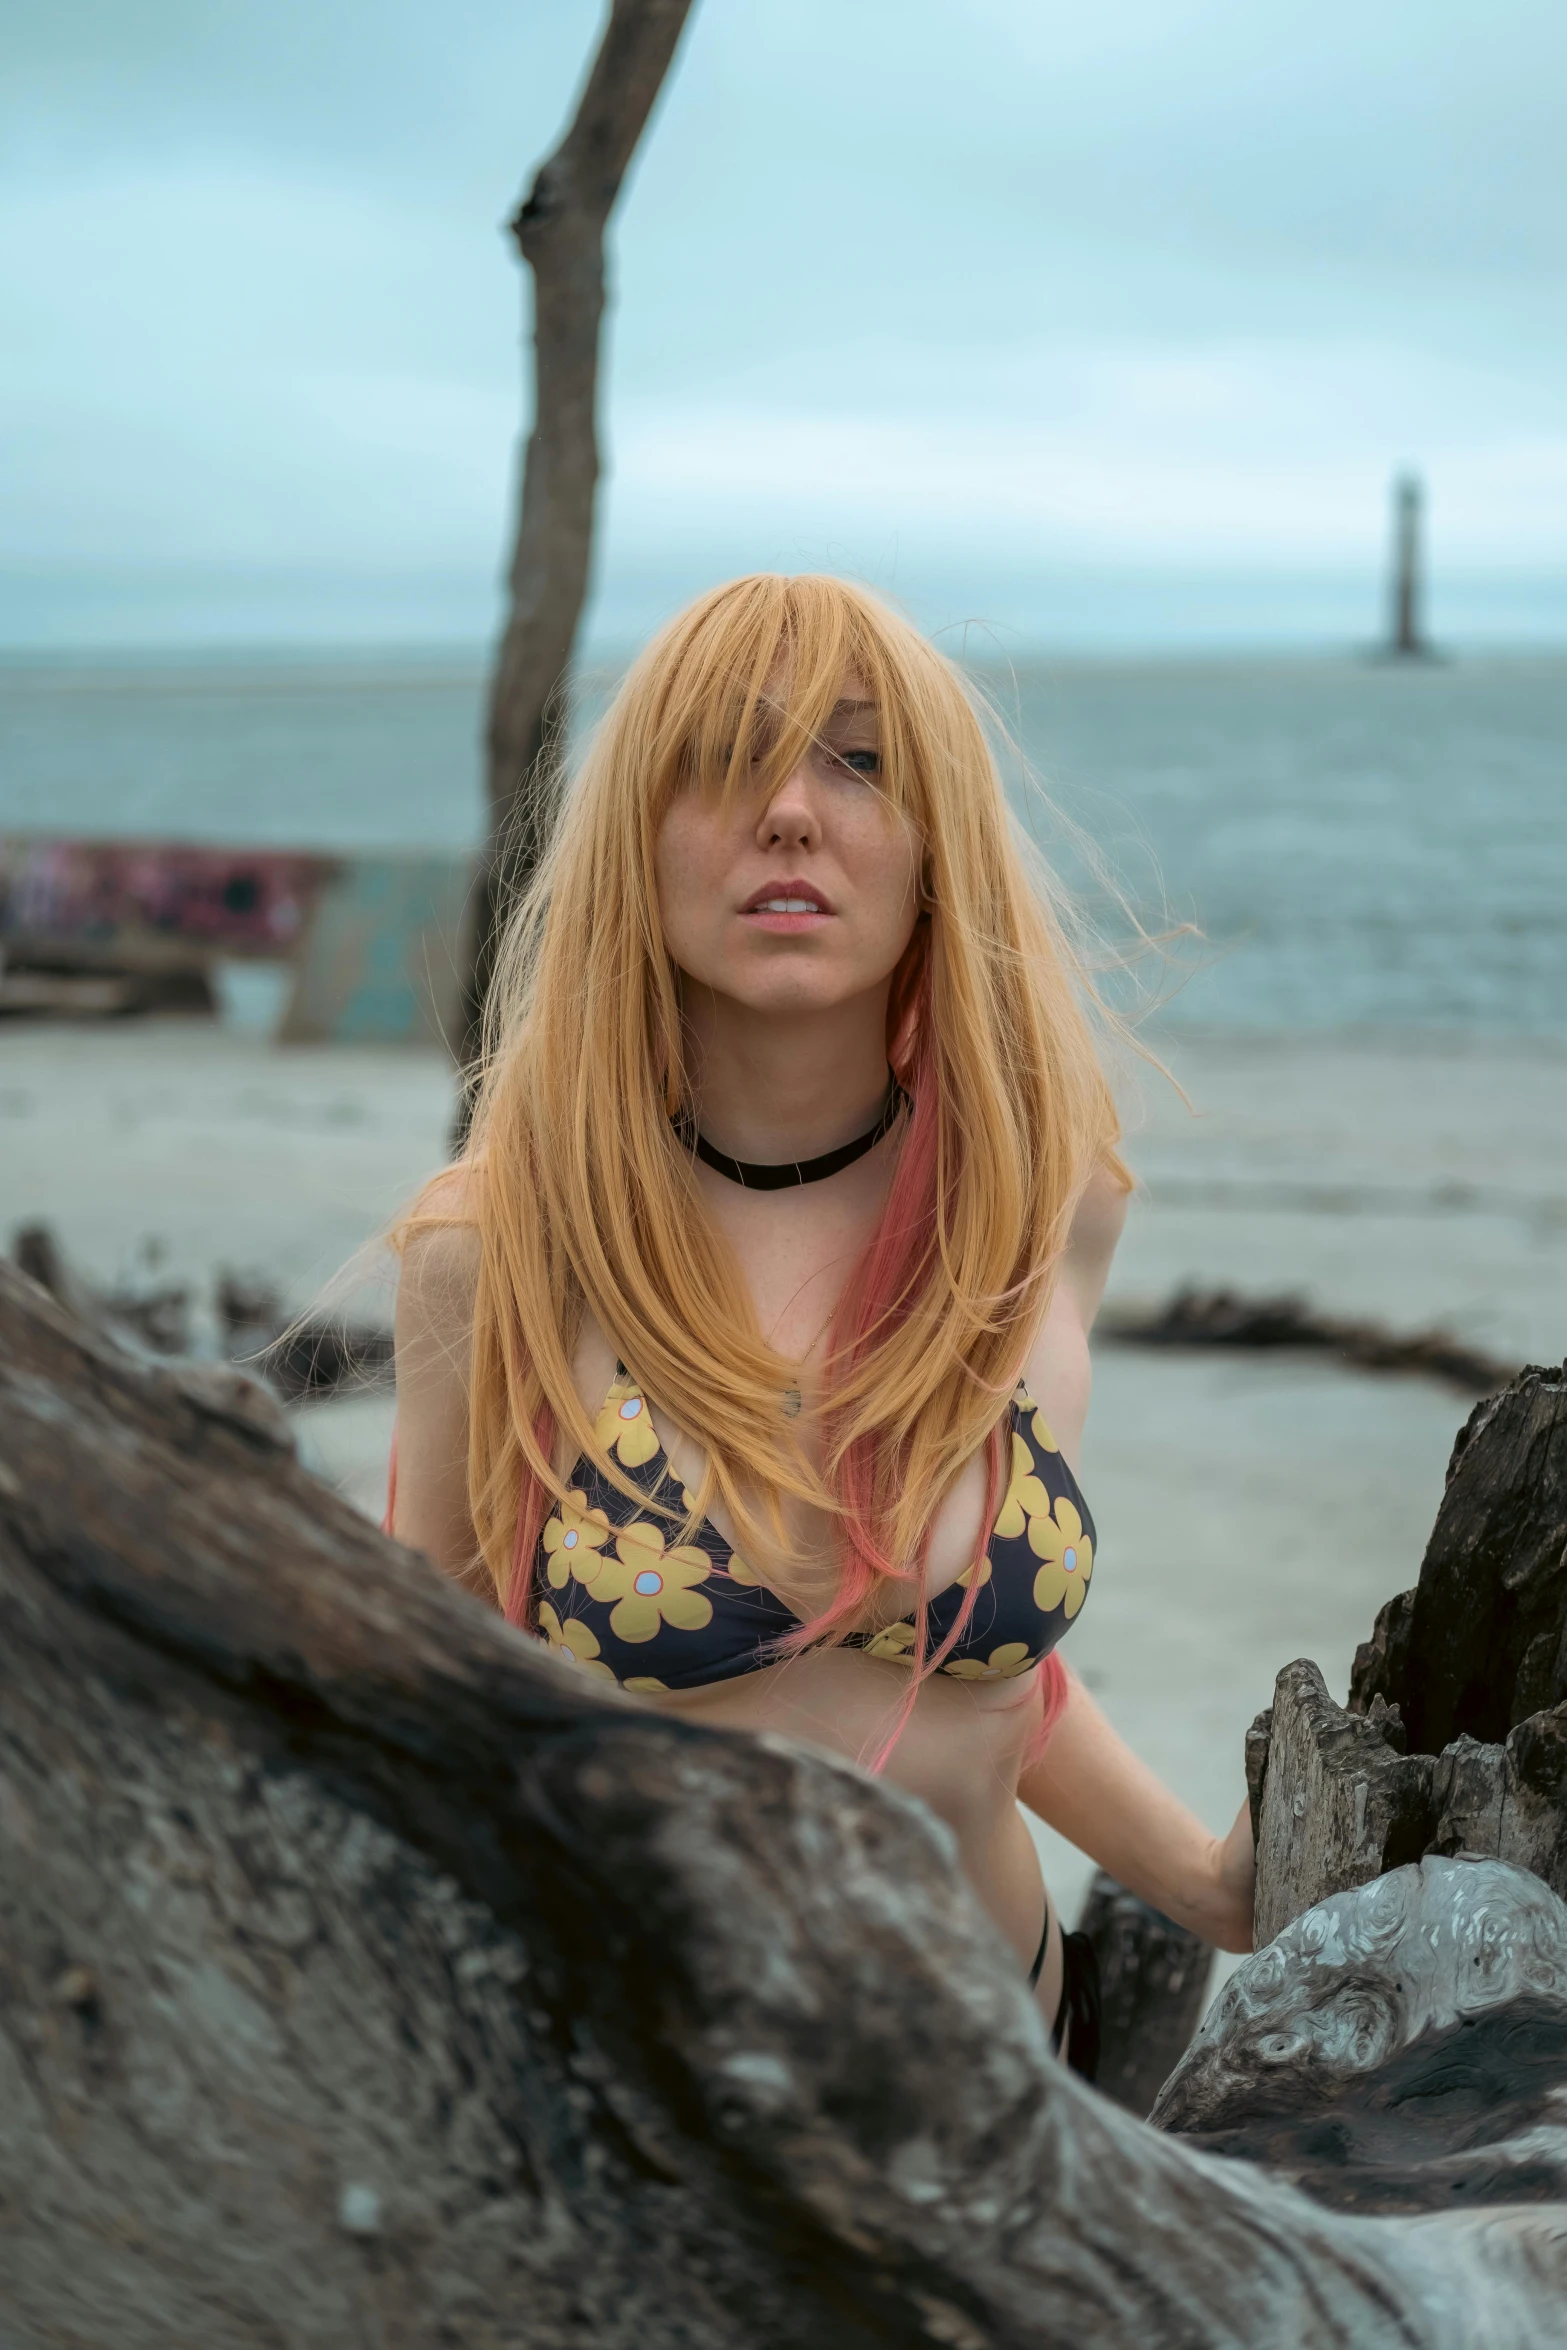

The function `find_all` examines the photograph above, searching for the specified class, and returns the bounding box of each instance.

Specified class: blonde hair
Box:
[402,573,1128,1682]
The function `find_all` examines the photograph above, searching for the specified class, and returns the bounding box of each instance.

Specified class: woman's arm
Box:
[391,1211,486,1589]
[1021,1159,1130,1467]
[1019,1671,1255,1950]
[1019,1166,1255,1947]
[1059,1157,1132,1332]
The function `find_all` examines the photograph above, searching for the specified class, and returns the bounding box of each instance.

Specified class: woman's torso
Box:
[534,1151,1100,1976]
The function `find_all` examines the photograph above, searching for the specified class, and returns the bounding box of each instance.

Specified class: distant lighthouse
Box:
[1380,472,1438,660]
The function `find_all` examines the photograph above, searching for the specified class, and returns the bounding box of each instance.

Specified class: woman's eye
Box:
[832,747,881,777]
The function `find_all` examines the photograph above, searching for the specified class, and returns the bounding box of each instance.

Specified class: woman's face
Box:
[655,678,922,1018]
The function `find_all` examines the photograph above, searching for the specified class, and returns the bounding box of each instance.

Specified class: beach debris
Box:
[6,1222,391,1402]
[3,1257,1567,2345]
[100,1236,196,1356]
[1103,1282,1520,1395]
[14,1223,195,1354]
[51,1964,98,2013]
[215,1269,394,1401]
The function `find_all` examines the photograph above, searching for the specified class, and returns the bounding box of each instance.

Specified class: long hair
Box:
[400,574,1129,1749]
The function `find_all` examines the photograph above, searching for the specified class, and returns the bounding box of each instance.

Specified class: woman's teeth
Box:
[758,898,818,913]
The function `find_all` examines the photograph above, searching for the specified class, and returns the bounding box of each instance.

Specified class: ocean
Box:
[2,648,1563,1038]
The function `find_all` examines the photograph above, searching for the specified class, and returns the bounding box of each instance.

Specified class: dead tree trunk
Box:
[1354,1363,1567,1751]
[1247,1363,1567,1946]
[454,0,697,1100]
[5,1267,1567,2346]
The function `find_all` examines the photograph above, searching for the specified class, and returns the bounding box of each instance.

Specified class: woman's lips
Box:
[738,882,834,934]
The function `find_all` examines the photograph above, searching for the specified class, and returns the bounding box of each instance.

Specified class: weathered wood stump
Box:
[3,1267,1567,2347]
[1247,1363,1567,1945]
[1355,1364,1567,1748]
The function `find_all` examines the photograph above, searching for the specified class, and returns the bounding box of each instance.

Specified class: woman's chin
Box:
[703,969,876,1021]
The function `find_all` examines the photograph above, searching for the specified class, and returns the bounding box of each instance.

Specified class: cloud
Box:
[2,0,1563,643]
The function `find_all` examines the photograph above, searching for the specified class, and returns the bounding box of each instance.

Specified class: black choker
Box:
[676,1077,909,1190]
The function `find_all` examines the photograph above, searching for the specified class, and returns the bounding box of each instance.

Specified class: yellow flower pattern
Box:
[541,1491,612,1589]
[597,1520,715,1645]
[595,1376,660,1469]
[527,1370,1095,1690]
[862,1619,918,1661]
[538,1602,617,1683]
[992,1429,1054,1542]
[943,1641,1037,1681]
[1029,1495,1093,1619]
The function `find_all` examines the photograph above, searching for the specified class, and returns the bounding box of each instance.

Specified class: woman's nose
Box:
[756,764,821,849]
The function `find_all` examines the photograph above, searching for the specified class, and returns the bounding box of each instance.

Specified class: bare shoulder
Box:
[1018,1161,1129,1466]
[406,1160,480,1232]
[1064,1158,1131,1289]
[396,1168,482,1359]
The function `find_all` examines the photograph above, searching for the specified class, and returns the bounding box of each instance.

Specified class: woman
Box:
[392,573,1255,2072]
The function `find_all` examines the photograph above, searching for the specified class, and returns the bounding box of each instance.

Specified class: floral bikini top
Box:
[534,1371,1095,1693]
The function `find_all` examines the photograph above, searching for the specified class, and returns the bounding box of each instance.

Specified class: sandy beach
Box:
[4,1013,1563,1939]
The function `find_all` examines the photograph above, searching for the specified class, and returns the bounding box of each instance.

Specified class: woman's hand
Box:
[1200,1799,1257,1954]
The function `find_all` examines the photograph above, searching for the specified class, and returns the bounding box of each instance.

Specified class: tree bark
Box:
[1251,1661,1437,1948]
[6,1265,1567,2347]
[1247,1363,1567,1945]
[1251,1670,1567,1948]
[1350,1363,1567,1752]
[454,0,697,1101]
[1077,1874,1213,2119]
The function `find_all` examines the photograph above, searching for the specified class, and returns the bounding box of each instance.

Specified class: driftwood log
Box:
[4,1266,1567,2345]
[1104,1284,1520,1397]
[1248,1363,1567,1945]
[1155,1855,1567,2213]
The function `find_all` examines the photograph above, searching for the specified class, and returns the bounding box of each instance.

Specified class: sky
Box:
[4,0,1565,652]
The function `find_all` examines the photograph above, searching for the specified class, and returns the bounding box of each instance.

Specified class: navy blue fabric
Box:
[533,1374,1095,1694]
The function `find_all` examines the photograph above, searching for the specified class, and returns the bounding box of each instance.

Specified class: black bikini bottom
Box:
[1028,1913,1101,2083]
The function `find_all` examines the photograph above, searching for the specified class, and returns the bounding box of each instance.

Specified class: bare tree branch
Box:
[453,0,697,1111]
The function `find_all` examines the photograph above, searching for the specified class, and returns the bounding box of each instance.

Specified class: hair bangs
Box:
[638,575,927,825]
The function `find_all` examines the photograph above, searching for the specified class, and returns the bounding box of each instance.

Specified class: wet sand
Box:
[4,1016,1563,1943]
